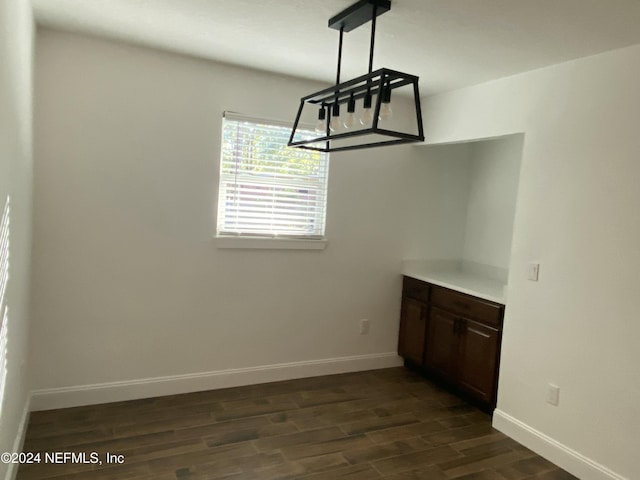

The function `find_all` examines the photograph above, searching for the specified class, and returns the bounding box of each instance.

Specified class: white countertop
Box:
[402,260,507,304]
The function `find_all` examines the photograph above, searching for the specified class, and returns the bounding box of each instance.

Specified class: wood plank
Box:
[16,368,576,480]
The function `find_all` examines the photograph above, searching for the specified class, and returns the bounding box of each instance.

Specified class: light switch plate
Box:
[359,319,370,335]
[547,384,560,406]
[528,263,540,281]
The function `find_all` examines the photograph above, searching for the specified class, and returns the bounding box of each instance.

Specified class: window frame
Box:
[214,112,330,250]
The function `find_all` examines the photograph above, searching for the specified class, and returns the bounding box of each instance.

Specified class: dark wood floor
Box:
[18,368,577,480]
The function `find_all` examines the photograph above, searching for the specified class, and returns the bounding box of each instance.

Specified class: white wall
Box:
[30,29,471,407]
[424,45,640,480]
[462,135,523,271]
[410,142,473,264]
[414,135,522,278]
[0,0,33,477]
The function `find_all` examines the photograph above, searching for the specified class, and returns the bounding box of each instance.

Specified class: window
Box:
[0,197,8,309]
[216,112,329,244]
[0,308,7,409]
[0,197,9,409]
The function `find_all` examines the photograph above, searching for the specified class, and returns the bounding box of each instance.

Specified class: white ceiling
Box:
[32,0,640,95]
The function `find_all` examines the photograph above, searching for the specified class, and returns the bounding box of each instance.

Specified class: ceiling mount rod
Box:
[336,26,344,85]
[368,4,377,74]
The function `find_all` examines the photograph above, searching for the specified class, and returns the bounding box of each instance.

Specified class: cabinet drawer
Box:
[402,276,430,303]
[431,286,502,327]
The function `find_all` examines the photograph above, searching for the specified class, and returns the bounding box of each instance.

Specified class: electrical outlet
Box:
[359,319,370,335]
[528,262,540,281]
[546,384,560,406]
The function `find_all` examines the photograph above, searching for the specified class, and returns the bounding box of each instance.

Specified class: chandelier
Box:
[288,0,424,152]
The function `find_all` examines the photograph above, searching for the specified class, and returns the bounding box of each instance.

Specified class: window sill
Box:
[214,236,328,250]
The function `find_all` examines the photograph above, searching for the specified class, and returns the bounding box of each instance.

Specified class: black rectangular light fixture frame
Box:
[289,0,424,153]
[288,68,424,153]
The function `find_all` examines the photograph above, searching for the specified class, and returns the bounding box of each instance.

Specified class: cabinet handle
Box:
[453,318,461,334]
[468,327,490,338]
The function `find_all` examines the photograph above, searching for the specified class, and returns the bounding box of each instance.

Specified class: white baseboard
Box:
[30,353,403,411]
[6,395,31,480]
[493,409,628,480]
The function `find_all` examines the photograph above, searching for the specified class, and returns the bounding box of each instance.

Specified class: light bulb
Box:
[343,93,356,130]
[343,112,355,130]
[379,102,393,121]
[329,103,341,132]
[378,84,393,122]
[359,108,373,126]
[330,115,341,132]
[315,107,327,135]
[360,90,373,126]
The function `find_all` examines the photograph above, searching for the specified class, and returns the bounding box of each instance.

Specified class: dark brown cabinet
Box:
[397,277,430,366]
[398,297,427,366]
[424,307,459,382]
[398,276,504,408]
[457,318,500,403]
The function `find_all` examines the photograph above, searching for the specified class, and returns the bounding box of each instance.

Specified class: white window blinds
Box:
[0,197,9,408]
[217,112,329,238]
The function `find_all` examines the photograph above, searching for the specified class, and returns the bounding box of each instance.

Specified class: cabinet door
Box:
[424,307,459,382]
[458,319,500,404]
[398,297,427,366]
